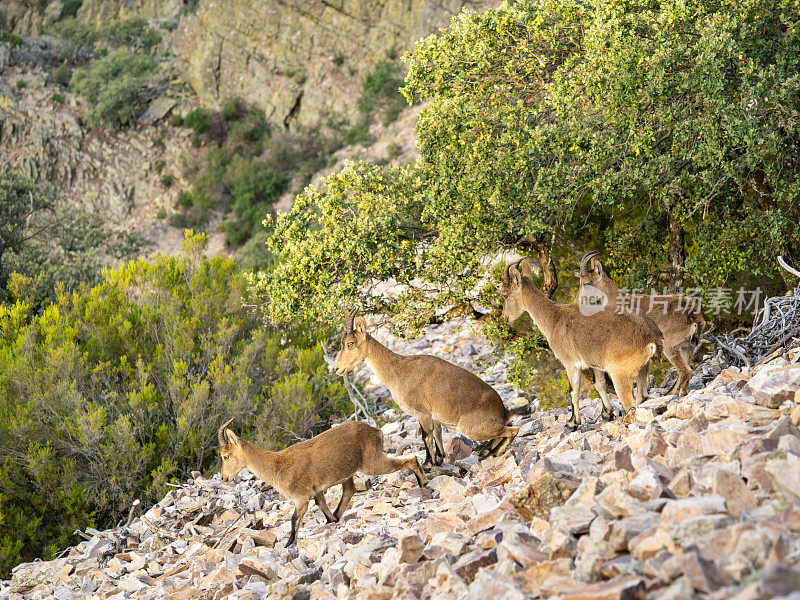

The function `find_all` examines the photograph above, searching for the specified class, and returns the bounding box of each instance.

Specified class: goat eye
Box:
[347,342,354,348]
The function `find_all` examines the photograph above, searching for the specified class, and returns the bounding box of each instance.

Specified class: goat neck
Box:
[363,334,407,389]
[518,279,559,338]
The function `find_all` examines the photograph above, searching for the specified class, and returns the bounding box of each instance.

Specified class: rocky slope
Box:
[5,318,800,600]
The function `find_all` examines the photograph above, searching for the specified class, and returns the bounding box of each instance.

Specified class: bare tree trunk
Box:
[534,242,558,298]
[668,211,685,293]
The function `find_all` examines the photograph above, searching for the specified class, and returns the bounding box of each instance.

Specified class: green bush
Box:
[0,31,23,48]
[69,49,157,129]
[343,122,372,146]
[50,93,65,104]
[222,100,240,121]
[51,63,72,86]
[160,174,173,187]
[159,20,178,32]
[0,232,348,576]
[61,0,83,18]
[358,59,407,124]
[15,79,26,89]
[184,107,211,133]
[169,113,184,127]
[181,0,199,15]
[101,16,162,51]
[49,18,99,57]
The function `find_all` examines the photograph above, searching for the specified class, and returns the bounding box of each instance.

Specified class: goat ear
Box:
[519,259,533,279]
[509,265,522,287]
[592,258,604,276]
[226,429,241,447]
[353,316,367,338]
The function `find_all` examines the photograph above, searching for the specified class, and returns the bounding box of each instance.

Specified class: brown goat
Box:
[578,252,705,396]
[218,420,423,546]
[502,259,660,428]
[335,309,519,465]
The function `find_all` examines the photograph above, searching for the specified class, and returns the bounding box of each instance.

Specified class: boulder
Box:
[747,365,800,408]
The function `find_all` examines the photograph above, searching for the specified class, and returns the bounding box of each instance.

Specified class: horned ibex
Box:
[578,252,706,396]
[501,259,660,428]
[335,309,519,465]
[218,419,423,546]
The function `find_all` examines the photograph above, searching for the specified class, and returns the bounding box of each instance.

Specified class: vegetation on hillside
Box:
[0,172,141,305]
[0,231,349,576]
[251,0,800,330]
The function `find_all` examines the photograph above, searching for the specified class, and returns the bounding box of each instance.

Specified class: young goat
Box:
[578,251,705,396]
[502,259,660,428]
[218,420,423,546]
[335,309,519,465]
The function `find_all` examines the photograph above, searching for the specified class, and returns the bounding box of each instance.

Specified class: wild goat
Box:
[334,309,519,465]
[501,259,660,428]
[218,419,423,546]
[578,252,705,396]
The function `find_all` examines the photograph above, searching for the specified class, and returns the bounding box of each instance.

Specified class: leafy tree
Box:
[253,0,800,332]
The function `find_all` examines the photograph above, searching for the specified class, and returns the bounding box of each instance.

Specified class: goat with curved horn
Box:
[778,255,800,279]
[502,258,661,428]
[335,309,519,465]
[218,421,423,547]
[577,253,705,396]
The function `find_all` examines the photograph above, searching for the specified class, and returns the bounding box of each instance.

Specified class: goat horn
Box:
[778,255,800,278]
[504,261,513,282]
[218,418,233,446]
[345,307,358,333]
[580,251,599,276]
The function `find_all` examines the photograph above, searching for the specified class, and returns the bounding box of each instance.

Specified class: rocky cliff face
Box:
[6,317,800,600]
[169,0,493,129]
[0,55,190,236]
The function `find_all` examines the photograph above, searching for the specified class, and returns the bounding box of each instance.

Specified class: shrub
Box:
[160,174,173,187]
[15,79,26,89]
[49,18,99,57]
[181,0,199,15]
[169,113,183,127]
[51,93,65,104]
[0,31,23,48]
[184,108,210,134]
[342,122,372,146]
[153,159,166,174]
[159,20,178,32]
[332,51,345,66]
[357,59,406,124]
[0,232,348,575]
[101,16,162,51]
[61,0,83,18]
[222,100,240,121]
[69,49,157,129]
[51,63,72,86]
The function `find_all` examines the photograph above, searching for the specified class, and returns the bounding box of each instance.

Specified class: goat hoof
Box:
[564,420,578,432]
[623,408,636,425]
[601,407,614,422]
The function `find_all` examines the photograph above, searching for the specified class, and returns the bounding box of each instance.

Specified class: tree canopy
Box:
[251,0,800,326]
